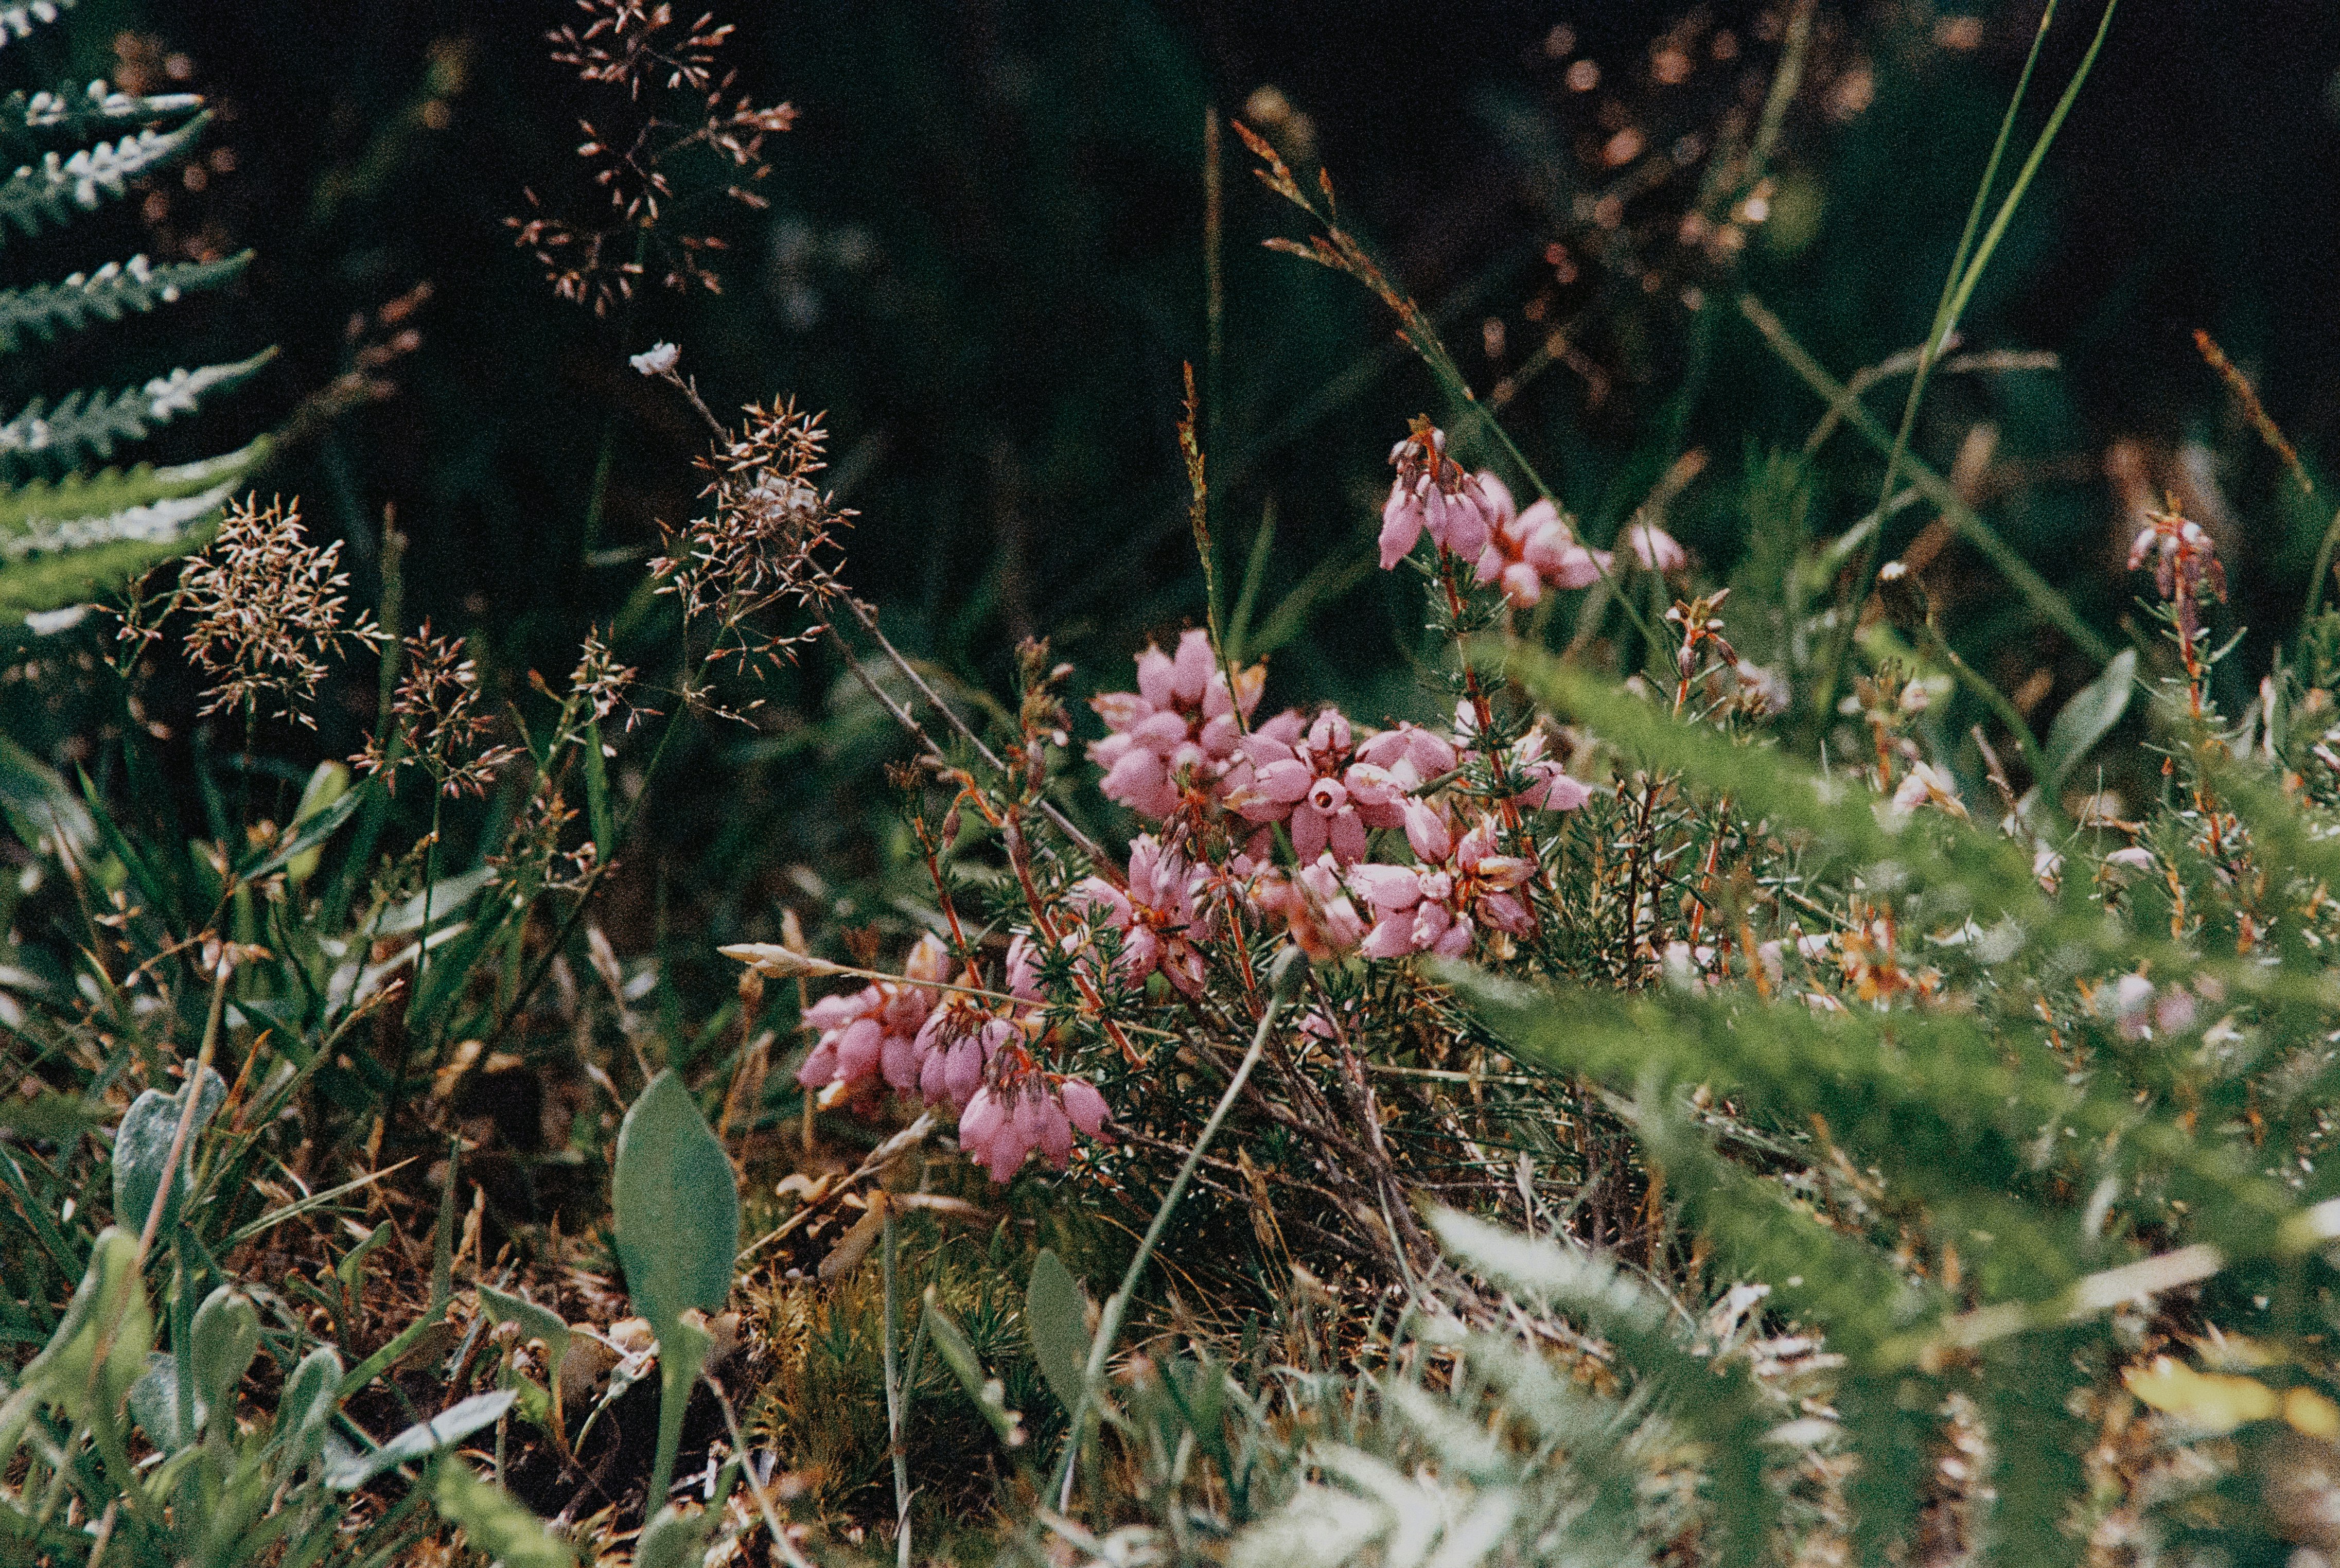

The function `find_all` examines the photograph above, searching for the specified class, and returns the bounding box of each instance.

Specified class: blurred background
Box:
[6,0,2338,961]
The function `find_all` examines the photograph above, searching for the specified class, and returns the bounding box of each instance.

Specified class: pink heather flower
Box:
[796,932,950,1096]
[1059,1078,1109,1137]
[956,1069,1103,1183]
[1504,729,1593,812]
[1471,475,1608,604]
[1067,835,1211,994]
[1252,853,1368,962]
[2126,504,2226,619]
[1354,720,1458,788]
[1088,628,1282,819]
[2103,845,2155,871]
[1350,804,1535,958]
[1380,423,1493,568]
[1623,521,1687,573]
[1225,708,1408,864]
[912,933,1051,1114]
[1450,703,1593,814]
[911,994,1016,1112]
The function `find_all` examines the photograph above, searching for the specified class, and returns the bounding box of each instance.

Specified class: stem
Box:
[135,954,234,1269]
[1815,0,2120,726]
[884,1201,913,1568]
[1051,947,1306,1509]
[1741,294,2112,667]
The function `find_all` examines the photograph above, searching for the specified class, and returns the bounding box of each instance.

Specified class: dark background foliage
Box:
[11,0,2340,937]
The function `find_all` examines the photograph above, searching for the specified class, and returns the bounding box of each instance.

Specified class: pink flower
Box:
[1450,703,1593,814]
[1089,628,1284,819]
[1225,708,1408,864]
[911,995,1015,1112]
[1252,853,1368,962]
[1472,476,1608,604]
[1623,522,1686,573]
[1067,835,1211,993]
[796,933,950,1097]
[956,1070,1104,1183]
[1353,721,1458,787]
[1379,424,1493,568]
[1350,805,1535,958]
[904,933,1053,1113]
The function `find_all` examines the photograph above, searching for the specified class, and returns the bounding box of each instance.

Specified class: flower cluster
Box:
[772,416,1628,1191]
[1089,627,1282,819]
[789,931,1112,1183]
[1379,420,1497,568]
[1379,420,1683,593]
[796,932,951,1103]
[1470,472,1606,604]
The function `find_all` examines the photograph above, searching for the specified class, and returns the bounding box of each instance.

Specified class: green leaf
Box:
[0,729,93,855]
[647,1311,713,1521]
[336,1219,397,1294]
[0,250,250,352]
[0,1090,103,1141]
[0,349,274,474]
[923,1287,1025,1450]
[1025,1247,1094,1420]
[324,1389,516,1490]
[128,1352,197,1450]
[270,1343,343,1463]
[2039,648,2136,801]
[612,1069,738,1332]
[111,1061,225,1239]
[188,1283,259,1419]
[0,108,212,241]
[0,487,228,620]
[433,1461,577,1568]
[272,761,354,886]
[16,1227,150,1421]
[583,718,614,867]
[476,1283,571,1371]
[0,435,261,540]
[633,1505,713,1568]
[0,1,77,53]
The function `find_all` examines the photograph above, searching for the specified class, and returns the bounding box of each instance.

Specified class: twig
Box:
[136,952,236,1268]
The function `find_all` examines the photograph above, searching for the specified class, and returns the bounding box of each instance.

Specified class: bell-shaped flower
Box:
[1379,423,1494,567]
[1351,805,1536,959]
[956,1064,1102,1183]
[1224,708,1408,864]
[1472,477,1608,603]
[795,932,950,1097]
[1623,521,1687,573]
[1088,627,1281,819]
[1067,835,1211,994]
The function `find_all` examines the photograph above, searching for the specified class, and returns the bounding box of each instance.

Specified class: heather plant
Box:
[17,2,2340,1566]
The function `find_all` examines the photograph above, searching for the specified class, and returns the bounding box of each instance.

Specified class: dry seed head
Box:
[176,495,385,728]
[353,622,521,798]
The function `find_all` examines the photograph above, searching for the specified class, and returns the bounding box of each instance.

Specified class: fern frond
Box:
[0,485,231,620]
[0,477,232,562]
[0,0,69,50]
[0,349,273,471]
[6,80,202,142]
[0,436,263,542]
[0,110,209,240]
[0,252,250,352]
[0,441,266,619]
